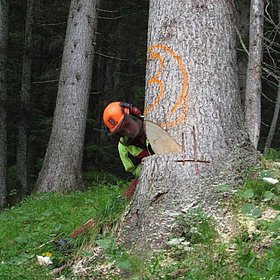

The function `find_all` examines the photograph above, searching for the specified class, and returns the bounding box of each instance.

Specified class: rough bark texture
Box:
[116,0,258,253]
[0,0,8,209]
[245,0,264,149]
[16,0,35,196]
[36,0,99,192]
[236,0,250,107]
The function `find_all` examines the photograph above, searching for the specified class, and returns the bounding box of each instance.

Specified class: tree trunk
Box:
[263,81,280,155]
[16,0,35,196]
[263,6,280,155]
[36,0,99,192]
[0,0,8,209]
[116,0,258,252]
[236,0,250,108]
[245,0,264,149]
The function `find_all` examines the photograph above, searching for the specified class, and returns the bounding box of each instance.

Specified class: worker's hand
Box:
[123,179,138,199]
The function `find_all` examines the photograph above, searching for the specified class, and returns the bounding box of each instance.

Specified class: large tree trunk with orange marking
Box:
[116,0,259,252]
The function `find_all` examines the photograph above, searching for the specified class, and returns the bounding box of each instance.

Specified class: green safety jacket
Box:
[118,137,154,177]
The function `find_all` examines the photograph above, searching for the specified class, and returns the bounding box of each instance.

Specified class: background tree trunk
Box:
[117,0,258,252]
[16,0,35,196]
[263,6,280,154]
[0,0,8,209]
[245,0,264,149]
[36,0,99,192]
[264,80,280,155]
[235,0,250,107]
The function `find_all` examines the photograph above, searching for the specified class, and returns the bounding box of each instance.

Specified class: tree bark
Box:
[16,0,35,196]
[235,0,250,107]
[36,0,99,192]
[245,0,264,149]
[116,0,258,252]
[0,0,8,209]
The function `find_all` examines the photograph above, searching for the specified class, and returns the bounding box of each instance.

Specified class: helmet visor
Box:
[117,115,142,138]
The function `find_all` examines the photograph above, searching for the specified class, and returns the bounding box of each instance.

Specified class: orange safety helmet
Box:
[103,102,142,134]
[103,102,130,134]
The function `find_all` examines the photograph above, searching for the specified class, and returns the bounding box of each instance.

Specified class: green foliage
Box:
[265,149,280,161]
[235,177,280,205]
[171,209,217,246]
[87,180,128,228]
[138,164,280,280]
[0,175,128,279]
[150,210,234,279]
[1,163,279,280]
[234,233,280,280]
[83,169,125,186]
[231,166,280,280]
[95,236,139,272]
[140,225,237,279]
[241,203,262,218]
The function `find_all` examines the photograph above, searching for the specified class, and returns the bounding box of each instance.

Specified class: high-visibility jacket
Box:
[118,137,154,177]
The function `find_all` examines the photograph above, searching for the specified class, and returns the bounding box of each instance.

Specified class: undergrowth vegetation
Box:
[0,175,128,280]
[0,153,279,279]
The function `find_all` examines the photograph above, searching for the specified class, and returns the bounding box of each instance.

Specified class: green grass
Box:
[1,160,280,280]
[0,177,127,280]
[265,148,280,161]
[135,159,280,280]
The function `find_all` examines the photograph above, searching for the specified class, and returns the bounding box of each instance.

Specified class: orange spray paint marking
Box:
[145,44,189,128]
[144,51,164,114]
[160,112,186,129]
[149,51,164,79]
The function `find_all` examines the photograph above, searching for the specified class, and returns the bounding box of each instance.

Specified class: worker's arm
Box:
[118,142,143,177]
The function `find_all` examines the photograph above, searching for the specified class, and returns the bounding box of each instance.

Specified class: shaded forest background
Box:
[5,0,280,203]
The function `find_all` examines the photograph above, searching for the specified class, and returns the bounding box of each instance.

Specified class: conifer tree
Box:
[117,0,258,251]
[36,0,99,192]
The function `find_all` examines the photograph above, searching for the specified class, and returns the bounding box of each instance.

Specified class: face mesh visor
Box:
[118,115,142,138]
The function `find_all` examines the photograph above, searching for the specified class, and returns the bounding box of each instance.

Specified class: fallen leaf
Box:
[262,177,279,185]
[36,255,53,266]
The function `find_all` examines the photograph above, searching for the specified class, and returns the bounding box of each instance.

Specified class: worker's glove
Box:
[123,179,138,199]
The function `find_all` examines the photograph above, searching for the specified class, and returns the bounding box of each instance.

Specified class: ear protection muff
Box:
[119,102,142,118]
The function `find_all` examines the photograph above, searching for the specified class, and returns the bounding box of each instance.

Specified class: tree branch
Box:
[235,26,249,56]
[32,79,59,84]
[95,51,129,61]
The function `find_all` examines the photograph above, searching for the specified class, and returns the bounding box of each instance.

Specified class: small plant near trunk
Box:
[170,209,218,246]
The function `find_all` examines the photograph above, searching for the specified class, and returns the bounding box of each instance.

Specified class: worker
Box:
[103,101,154,198]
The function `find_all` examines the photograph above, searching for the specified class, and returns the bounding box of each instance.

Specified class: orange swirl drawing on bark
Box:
[144,44,189,128]
[145,51,164,114]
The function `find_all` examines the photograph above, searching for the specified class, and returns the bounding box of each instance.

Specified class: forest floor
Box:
[0,155,279,280]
